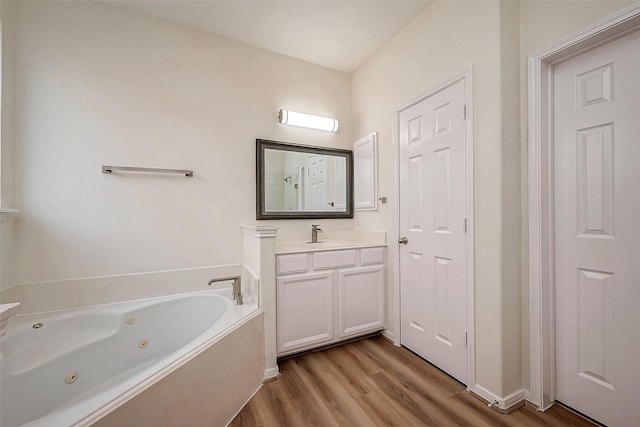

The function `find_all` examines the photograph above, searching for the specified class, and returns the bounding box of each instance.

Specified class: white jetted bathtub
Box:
[0,289,263,427]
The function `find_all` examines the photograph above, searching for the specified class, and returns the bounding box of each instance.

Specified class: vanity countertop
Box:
[275,240,387,255]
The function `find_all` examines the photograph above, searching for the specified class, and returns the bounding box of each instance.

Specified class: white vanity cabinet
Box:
[276,271,335,354]
[276,246,385,356]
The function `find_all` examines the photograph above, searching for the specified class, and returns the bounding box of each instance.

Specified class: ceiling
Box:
[110,0,431,73]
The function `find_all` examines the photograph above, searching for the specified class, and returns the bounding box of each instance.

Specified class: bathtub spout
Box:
[231,277,243,305]
[207,276,243,305]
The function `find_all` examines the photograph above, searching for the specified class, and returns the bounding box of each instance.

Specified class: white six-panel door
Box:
[399,79,468,383]
[553,29,640,426]
[307,155,327,211]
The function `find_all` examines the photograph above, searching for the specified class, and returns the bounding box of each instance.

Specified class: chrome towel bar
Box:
[102,165,193,177]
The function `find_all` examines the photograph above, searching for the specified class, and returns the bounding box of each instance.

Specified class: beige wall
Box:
[353,0,637,399]
[0,1,15,209]
[8,1,352,286]
[1,1,16,290]
[352,0,509,396]
[500,0,523,396]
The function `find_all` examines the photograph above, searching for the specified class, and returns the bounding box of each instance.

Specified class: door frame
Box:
[528,3,640,410]
[393,66,475,387]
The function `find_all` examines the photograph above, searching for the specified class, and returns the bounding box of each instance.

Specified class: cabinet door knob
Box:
[398,237,408,245]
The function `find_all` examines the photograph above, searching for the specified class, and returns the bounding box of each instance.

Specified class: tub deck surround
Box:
[0,288,262,427]
[93,312,264,427]
[241,225,279,381]
[0,302,21,336]
[8,264,250,315]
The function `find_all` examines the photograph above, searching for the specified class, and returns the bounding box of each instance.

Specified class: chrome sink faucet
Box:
[311,224,323,243]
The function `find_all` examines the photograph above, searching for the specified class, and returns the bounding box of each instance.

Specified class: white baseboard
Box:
[263,367,280,381]
[381,329,399,345]
[470,384,528,410]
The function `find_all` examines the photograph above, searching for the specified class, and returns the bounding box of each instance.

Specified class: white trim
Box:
[528,3,640,410]
[263,366,280,381]
[392,90,401,346]
[394,65,475,386]
[354,132,379,211]
[380,328,396,344]
[387,108,402,346]
[463,66,476,391]
[240,225,279,238]
[471,385,528,411]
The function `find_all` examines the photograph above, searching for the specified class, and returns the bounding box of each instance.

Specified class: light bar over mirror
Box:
[278,109,339,133]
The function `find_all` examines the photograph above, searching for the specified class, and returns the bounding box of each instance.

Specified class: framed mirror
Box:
[256,139,353,220]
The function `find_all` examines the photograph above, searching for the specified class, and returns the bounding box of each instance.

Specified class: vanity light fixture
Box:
[278,109,339,133]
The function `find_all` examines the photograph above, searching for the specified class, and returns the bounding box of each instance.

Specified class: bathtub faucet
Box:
[207,276,243,305]
[311,224,323,243]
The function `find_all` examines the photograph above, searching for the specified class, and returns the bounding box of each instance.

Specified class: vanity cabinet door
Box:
[277,271,334,355]
[337,265,385,339]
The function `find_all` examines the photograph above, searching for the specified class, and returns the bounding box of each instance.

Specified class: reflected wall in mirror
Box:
[256,139,353,219]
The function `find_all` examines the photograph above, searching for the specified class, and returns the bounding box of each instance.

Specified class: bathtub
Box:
[0,288,263,427]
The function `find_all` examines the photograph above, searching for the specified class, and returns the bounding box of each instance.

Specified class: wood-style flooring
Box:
[230,335,595,427]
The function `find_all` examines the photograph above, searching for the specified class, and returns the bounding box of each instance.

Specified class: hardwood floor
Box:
[230,336,595,427]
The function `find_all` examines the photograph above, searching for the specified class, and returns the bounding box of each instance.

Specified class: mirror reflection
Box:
[257,139,353,220]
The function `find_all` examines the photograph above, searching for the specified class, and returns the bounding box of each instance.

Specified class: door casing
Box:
[527,3,640,410]
[393,66,475,390]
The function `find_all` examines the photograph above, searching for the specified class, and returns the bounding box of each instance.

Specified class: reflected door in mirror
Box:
[257,139,353,220]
